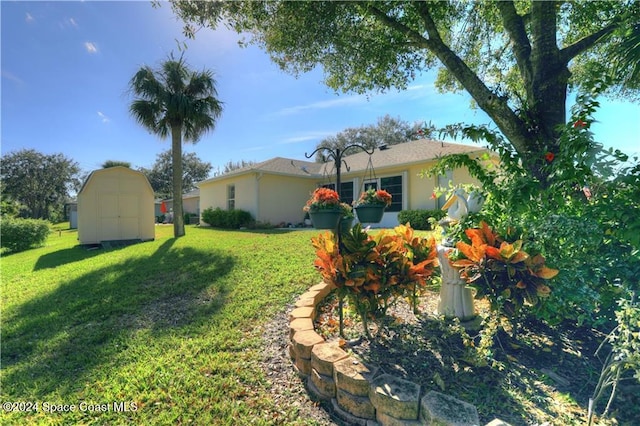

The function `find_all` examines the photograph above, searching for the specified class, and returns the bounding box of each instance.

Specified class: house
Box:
[197,139,492,228]
[160,188,200,217]
[77,166,155,244]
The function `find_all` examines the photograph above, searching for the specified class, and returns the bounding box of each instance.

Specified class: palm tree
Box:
[129,56,223,237]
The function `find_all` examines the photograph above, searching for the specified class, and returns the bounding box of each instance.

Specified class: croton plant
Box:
[312,223,438,337]
[449,220,559,318]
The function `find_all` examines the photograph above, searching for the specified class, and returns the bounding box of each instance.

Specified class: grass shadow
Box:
[33,243,137,271]
[2,238,236,398]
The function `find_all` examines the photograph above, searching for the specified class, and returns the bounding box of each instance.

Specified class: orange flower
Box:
[573,119,587,129]
[544,152,555,163]
[304,187,340,211]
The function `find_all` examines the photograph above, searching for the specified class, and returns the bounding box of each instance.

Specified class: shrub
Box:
[398,209,446,230]
[201,207,254,229]
[184,213,199,225]
[312,223,438,338]
[1,218,50,252]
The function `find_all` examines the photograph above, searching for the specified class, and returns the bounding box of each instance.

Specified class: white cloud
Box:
[273,95,366,117]
[279,131,335,144]
[97,111,110,123]
[2,70,25,86]
[68,18,78,28]
[84,42,98,54]
[25,12,34,23]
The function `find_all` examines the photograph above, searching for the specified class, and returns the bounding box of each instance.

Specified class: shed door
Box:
[98,193,139,241]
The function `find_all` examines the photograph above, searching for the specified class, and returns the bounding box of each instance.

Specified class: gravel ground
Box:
[258,306,339,425]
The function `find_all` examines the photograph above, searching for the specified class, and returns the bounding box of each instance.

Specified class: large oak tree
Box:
[170,0,638,188]
[0,149,80,220]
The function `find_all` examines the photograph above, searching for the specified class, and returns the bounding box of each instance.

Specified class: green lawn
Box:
[1,225,321,425]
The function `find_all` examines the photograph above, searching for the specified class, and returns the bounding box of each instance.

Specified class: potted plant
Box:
[339,202,354,234]
[303,187,342,230]
[353,188,392,223]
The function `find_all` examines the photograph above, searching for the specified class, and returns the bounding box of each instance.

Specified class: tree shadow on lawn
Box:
[33,244,132,271]
[2,238,236,399]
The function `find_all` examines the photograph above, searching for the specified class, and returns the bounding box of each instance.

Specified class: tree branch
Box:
[495,1,533,88]
[560,22,619,64]
[410,2,532,157]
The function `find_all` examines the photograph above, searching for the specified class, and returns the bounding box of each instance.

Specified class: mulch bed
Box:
[308,290,640,425]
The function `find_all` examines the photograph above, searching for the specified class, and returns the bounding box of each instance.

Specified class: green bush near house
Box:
[398,209,446,230]
[0,217,50,253]
[201,207,254,229]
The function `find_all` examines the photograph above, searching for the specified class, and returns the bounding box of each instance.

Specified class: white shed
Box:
[77,167,155,244]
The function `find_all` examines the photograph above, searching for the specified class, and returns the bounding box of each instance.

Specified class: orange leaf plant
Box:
[450,221,558,319]
[311,223,438,338]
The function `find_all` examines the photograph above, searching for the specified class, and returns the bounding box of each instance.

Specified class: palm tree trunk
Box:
[171,125,185,238]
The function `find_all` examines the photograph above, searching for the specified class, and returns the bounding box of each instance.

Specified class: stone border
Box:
[288,282,510,426]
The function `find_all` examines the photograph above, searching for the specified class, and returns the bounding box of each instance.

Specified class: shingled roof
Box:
[198,139,487,185]
[319,139,486,175]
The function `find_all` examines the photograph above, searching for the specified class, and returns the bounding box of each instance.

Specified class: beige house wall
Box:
[257,174,316,225]
[78,167,155,244]
[182,197,200,215]
[199,173,259,220]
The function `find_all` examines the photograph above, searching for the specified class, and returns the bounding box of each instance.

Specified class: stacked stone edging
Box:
[288,281,511,426]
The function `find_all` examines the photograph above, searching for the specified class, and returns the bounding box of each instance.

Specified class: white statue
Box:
[439,189,485,247]
[436,188,484,320]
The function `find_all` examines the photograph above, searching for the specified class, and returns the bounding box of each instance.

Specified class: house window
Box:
[364,181,378,192]
[227,184,235,210]
[381,176,402,212]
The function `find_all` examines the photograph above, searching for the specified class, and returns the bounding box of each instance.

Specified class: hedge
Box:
[1,217,51,252]
[397,209,446,230]
[201,207,254,229]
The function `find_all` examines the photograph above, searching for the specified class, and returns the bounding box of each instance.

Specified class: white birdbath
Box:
[437,245,476,321]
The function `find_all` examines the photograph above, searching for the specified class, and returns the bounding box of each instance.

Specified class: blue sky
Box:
[2,1,639,177]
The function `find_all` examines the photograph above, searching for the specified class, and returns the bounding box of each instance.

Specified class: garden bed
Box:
[312,290,640,425]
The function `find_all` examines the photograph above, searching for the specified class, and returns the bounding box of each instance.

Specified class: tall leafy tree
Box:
[0,149,80,220]
[129,55,223,237]
[140,150,212,199]
[170,0,638,188]
[314,114,428,161]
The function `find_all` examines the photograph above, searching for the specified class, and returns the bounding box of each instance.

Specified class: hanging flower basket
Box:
[303,187,342,229]
[309,209,342,230]
[353,189,392,223]
[355,205,385,223]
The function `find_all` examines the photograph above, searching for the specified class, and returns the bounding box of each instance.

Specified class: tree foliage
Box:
[101,160,131,168]
[0,149,80,220]
[220,159,256,175]
[313,114,428,161]
[170,0,638,187]
[129,54,223,237]
[140,150,212,199]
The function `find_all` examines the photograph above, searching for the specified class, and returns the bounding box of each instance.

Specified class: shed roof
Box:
[78,166,153,194]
